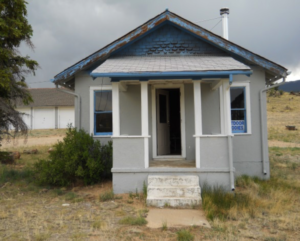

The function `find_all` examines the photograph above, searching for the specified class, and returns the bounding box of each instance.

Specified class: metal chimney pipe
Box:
[220,8,229,40]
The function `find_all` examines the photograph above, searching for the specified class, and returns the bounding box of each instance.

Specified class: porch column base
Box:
[195,137,200,168]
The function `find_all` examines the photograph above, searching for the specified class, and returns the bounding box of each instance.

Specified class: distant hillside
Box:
[278,80,300,92]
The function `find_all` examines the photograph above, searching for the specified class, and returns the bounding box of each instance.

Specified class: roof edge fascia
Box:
[90,70,253,81]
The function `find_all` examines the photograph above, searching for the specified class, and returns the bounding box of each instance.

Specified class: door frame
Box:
[151,84,186,159]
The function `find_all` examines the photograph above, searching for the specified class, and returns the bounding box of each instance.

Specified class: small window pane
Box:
[95,113,112,133]
[230,88,244,109]
[159,94,167,123]
[231,110,245,121]
[95,91,112,112]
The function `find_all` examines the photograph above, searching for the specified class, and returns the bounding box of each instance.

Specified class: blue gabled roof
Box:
[53,10,288,86]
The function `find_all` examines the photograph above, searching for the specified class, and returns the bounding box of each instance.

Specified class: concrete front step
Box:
[147,196,202,208]
[146,175,202,208]
[148,175,199,186]
[148,186,200,198]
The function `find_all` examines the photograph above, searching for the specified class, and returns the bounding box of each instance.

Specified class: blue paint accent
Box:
[94,132,112,136]
[110,75,235,81]
[53,11,287,83]
[91,70,252,80]
[229,74,233,85]
[114,24,225,57]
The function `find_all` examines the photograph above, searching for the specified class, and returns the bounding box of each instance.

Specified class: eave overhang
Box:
[52,10,288,86]
[90,70,252,82]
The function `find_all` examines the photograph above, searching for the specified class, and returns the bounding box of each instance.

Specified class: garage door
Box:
[15,108,31,129]
[33,108,55,129]
[58,107,74,129]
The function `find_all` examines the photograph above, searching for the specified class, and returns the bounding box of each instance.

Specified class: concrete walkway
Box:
[146,209,211,228]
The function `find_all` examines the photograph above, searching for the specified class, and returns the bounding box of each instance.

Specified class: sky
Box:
[20,0,300,88]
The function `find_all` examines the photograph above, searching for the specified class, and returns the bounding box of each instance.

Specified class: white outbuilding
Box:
[16,88,75,130]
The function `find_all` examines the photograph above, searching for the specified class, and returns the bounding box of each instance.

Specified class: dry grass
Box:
[26,129,67,139]
[0,146,299,240]
[267,92,300,143]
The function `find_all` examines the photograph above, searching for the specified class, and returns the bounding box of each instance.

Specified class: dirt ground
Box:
[268,140,300,148]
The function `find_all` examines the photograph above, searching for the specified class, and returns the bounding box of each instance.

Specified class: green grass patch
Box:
[119,215,147,226]
[64,192,78,201]
[268,127,300,144]
[161,221,167,231]
[202,184,252,221]
[176,229,194,241]
[99,190,114,202]
[0,164,34,184]
[143,181,147,198]
[92,220,103,229]
[270,147,300,156]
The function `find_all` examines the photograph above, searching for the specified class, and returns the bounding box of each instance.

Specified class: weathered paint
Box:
[114,24,226,56]
[53,10,287,85]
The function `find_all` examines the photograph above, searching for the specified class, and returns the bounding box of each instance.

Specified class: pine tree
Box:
[0,0,38,144]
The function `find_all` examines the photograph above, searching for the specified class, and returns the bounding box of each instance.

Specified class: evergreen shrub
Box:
[34,127,112,186]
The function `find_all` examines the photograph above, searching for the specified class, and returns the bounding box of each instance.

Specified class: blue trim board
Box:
[90,70,252,82]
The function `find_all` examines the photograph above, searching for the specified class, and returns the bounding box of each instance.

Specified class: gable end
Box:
[114,24,227,57]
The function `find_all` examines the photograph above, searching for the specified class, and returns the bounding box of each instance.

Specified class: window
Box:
[230,82,251,134]
[90,86,113,136]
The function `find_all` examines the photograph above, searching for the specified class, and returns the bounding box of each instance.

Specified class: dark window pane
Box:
[231,110,245,120]
[95,91,112,112]
[230,88,244,109]
[159,94,167,123]
[95,113,112,133]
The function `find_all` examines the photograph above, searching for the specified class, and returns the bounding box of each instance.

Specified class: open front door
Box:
[156,90,170,155]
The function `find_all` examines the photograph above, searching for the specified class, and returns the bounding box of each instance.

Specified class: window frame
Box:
[90,86,113,136]
[230,82,251,135]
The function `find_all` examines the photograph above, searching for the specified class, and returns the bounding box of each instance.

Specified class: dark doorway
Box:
[169,89,181,155]
[156,88,181,155]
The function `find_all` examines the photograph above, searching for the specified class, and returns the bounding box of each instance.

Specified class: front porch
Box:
[108,77,236,193]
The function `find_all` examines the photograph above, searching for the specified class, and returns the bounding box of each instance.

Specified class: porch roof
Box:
[91,56,252,80]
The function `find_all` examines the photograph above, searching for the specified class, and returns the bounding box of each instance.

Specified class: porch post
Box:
[141,82,149,168]
[222,79,235,190]
[222,80,232,135]
[193,81,202,168]
[112,82,120,136]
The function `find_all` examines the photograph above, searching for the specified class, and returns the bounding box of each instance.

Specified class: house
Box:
[16,88,75,130]
[52,9,289,198]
